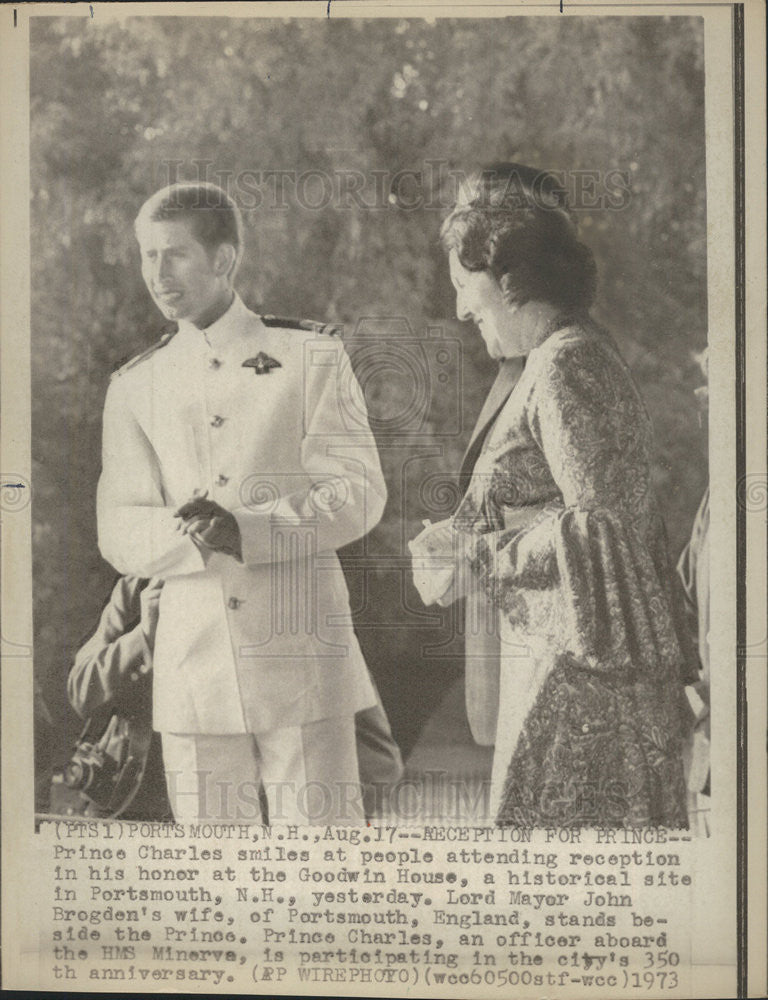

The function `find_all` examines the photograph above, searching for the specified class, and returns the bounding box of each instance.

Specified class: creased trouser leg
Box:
[162,715,363,825]
[258,715,363,825]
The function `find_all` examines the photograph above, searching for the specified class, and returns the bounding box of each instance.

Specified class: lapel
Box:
[457,356,525,496]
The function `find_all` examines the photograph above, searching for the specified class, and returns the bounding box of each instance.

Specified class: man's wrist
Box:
[190,535,214,565]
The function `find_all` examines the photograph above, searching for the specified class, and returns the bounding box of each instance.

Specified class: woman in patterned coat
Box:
[415,162,696,828]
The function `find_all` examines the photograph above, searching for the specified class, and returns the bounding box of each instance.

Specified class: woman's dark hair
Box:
[440,162,597,312]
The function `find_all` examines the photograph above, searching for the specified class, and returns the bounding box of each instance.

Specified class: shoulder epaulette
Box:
[260,315,342,337]
[110,323,178,379]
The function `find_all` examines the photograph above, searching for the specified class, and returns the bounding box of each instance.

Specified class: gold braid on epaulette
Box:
[260,315,342,337]
[110,324,178,379]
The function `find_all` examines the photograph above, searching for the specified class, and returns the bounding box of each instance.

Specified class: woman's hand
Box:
[411,517,456,556]
[409,517,471,606]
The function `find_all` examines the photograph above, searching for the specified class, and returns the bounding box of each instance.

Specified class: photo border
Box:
[1,2,765,996]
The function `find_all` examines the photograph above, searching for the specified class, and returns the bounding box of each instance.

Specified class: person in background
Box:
[67,575,171,821]
[677,348,710,837]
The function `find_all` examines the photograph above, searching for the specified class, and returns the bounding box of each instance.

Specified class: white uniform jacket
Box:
[97,295,386,734]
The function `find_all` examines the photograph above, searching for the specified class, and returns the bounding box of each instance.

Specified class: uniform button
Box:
[581,723,591,734]
[216,474,229,486]
[210,415,225,428]
[130,671,140,683]
[209,357,222,369]
[228,597,243,610]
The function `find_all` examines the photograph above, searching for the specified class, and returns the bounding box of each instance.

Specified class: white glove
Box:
[409,518,466,606]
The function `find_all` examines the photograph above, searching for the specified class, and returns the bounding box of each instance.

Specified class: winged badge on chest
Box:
[242,352,282,375]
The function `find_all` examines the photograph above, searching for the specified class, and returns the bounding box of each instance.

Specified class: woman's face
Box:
[448,250,511,360]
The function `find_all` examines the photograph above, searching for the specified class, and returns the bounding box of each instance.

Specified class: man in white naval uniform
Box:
[97,183,388,824]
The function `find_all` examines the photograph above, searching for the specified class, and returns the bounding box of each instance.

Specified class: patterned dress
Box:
[455,317,696,828]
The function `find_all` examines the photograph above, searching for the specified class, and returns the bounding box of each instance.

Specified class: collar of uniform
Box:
[176,293,250,351]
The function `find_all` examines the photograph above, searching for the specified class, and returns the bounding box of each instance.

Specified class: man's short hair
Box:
[135,183,243,267]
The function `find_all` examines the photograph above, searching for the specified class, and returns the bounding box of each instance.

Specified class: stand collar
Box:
[176,293,250,349]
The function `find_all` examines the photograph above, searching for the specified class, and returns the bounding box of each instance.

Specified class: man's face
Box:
[136,217,229,327]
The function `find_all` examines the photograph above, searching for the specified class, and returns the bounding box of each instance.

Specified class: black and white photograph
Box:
[1,1,765,996]
[28,9,711,829]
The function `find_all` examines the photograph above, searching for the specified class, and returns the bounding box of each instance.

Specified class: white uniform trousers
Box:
[162,715,363,826]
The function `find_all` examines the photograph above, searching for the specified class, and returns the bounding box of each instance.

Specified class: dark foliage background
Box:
[30,15,708,798]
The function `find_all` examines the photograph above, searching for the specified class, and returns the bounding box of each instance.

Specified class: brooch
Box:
[242,352,282,375]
